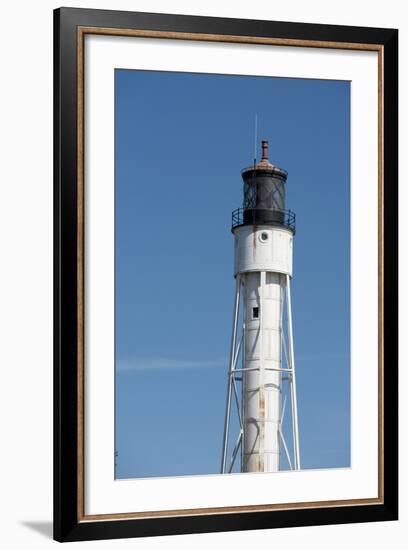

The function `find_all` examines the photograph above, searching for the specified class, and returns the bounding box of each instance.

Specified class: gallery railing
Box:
[231,207,296,234]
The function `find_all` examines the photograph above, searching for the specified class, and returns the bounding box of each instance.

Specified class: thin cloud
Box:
[296,351,348,362]
[116,357,226,372]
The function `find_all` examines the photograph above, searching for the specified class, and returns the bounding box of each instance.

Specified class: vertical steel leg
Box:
[286,274,301,470]
[240,317,246,470]
[221,275,241,473]
[258,271,265,471]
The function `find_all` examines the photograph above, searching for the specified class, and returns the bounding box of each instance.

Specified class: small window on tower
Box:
[252,307,259,319]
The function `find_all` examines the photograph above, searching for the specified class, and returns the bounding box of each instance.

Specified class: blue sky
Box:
[115,69,350,479]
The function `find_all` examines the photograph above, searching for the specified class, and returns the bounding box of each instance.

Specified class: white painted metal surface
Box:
[222,223,300,474]
[242,271,283,472]
[233,225,293,277]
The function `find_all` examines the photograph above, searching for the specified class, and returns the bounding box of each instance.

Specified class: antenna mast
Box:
[254,114,258,165]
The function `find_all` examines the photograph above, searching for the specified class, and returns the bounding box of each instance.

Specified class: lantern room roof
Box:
[241,140,287,179]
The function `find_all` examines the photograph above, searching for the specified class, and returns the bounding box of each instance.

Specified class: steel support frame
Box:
[221,272,301,473]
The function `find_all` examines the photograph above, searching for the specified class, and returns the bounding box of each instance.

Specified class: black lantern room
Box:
[232,140,295,233]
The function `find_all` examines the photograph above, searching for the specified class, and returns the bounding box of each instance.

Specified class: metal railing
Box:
[231,207,296,233]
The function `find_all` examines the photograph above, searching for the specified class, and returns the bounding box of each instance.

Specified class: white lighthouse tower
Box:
[221,140,300,474]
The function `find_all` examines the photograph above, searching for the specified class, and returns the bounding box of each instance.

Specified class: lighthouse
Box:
[221,140,300,474]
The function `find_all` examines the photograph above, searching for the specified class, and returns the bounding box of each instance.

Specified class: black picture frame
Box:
[54,7,398,542]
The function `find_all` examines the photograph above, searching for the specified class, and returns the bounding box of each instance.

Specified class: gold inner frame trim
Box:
[76,26,384,522]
